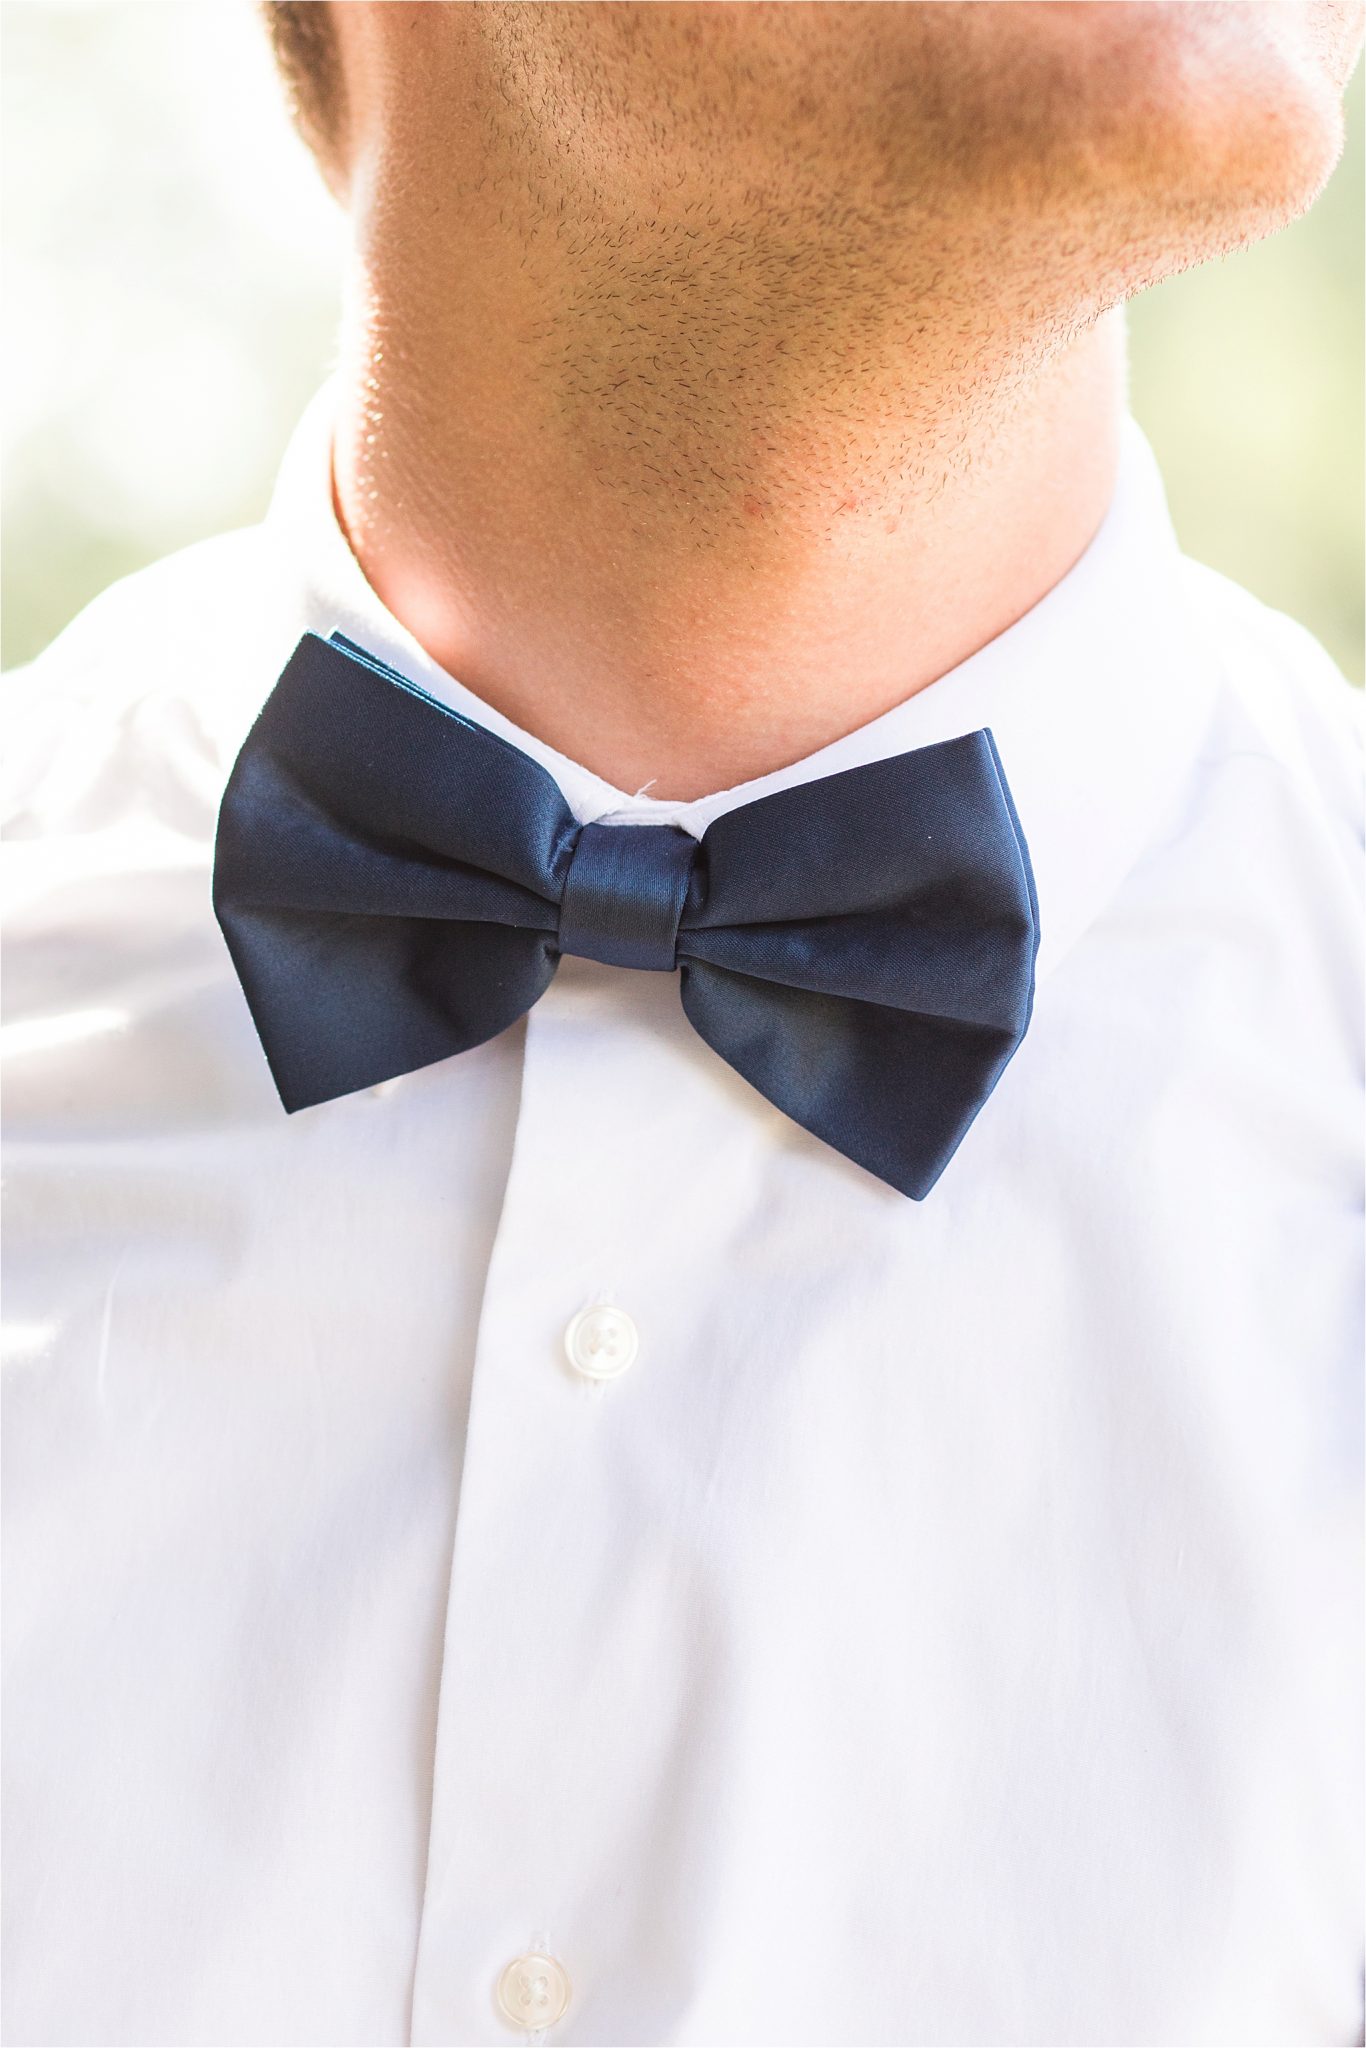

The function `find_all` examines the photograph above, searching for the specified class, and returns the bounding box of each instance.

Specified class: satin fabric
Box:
[212,630,1039,1198]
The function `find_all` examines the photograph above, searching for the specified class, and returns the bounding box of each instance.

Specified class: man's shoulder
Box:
[2,525,284,838]
[1176,553,1363,849]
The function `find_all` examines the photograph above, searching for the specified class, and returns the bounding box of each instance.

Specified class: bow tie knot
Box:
[558,821,697,973]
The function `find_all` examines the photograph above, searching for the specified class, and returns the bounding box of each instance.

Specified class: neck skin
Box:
[331,100,1124,801]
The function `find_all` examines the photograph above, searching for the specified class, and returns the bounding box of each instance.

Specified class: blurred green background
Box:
[2,1,1362,682]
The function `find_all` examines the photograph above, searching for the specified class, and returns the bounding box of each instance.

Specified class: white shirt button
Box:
[563,1303,639,1381]
[495,1951,572,2030]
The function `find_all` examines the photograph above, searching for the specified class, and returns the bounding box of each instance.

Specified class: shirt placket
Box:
[407,957,762,2046]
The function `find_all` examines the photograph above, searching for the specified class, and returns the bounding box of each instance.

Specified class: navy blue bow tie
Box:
[213,630,1039,1197]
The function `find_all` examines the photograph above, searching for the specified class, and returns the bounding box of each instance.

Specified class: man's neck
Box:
[332,224,1123,802]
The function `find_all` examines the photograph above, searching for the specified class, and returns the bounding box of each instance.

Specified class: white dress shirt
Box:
[3,389,1362,2048]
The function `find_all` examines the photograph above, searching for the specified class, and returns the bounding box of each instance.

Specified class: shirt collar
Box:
[262,382,1218,984]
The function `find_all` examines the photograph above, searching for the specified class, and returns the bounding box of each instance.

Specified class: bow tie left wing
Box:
[213,632,578,1109]
[676,732,1040,1198]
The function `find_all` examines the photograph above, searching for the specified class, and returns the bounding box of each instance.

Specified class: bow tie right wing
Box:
[213,632,576,1110]
[675,732,1040,1198]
